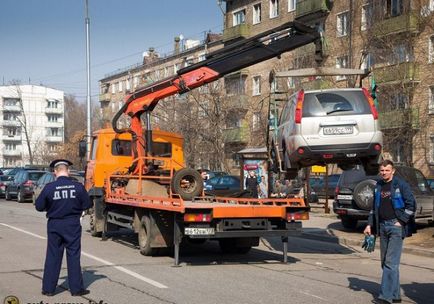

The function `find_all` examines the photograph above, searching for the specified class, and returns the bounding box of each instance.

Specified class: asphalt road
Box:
[1,199,433,304]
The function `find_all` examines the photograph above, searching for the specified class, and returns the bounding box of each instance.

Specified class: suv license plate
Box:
[337,194,353,200]
[184,227,215,236]
[323,126,353,135]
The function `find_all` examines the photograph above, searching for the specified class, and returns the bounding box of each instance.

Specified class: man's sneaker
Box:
[71,289,90,296]
[41,291,54,296]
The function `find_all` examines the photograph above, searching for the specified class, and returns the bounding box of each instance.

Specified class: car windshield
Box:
[29,172,46,181]
[303,90,371,117]
[340,166,378,186]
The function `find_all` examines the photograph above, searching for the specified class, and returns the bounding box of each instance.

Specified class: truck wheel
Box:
[341,217,358,229]
[353,180,376,210]
[171,168,203,200]
[103,210,118,234]
[17,189,25,203]
[89,210,102,237]
[219,238,252,254]
[138,213,154,256]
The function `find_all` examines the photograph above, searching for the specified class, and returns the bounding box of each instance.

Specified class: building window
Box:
[47,100,58,108]
[3,113,18,121]
[270,0,279,18]
[252,76,261,96]
[118,81,123,92]
[111,83,116,94]
[430,0,434,11]
[361,4,372,31]
[198,53,206,62]
[233,9,246,26]
[253,4,261,24]
[361,52,375,70]
[3,98,20,106]
[288,0,296,12]
[5,143,17,150]
[387,0,403,17]
[429,86,434,113]
[336,55,349,80]
[133,75,140,88]
[429,35,434,64]
[252,113,261,130]
[126,78,131,91]
[225,76,246,95]
[226,112,241,128]
[50,128,59,136]
[287,77,295,89]
[47,115,58,122]
[5,127,20,137]
[337,12,349,37]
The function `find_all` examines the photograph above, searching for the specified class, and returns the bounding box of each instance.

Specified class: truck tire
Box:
[17,189,25,203]
[353,179,376,211]
[341,216,358,229]
[103,210,118,234]
[90,197,105,237]
[138,213,154,256]
[171,168,203,200]
[89,210,102,237]
[219,238,252,254]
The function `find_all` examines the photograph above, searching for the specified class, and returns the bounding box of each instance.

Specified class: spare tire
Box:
[171,168,203,200]
[353,179,376,210]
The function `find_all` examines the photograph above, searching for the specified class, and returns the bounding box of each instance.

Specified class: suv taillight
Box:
[335,185,339,195]
[295,90,305,124]
[362,87,378,120]
[23,180,33,187]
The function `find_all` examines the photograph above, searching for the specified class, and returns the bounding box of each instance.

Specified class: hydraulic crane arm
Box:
[112,21,320,130]
[111,21,321,173]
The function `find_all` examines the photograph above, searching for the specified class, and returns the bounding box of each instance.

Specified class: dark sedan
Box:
[205,175,250,197]
[5,170,46,203]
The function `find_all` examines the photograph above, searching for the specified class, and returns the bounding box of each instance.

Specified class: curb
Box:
[299,230,434,258]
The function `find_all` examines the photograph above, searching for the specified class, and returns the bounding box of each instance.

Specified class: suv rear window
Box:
[303,90,371,117]
[339,166,378,187]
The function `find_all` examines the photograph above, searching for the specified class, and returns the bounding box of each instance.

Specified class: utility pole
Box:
[85,0,92,160]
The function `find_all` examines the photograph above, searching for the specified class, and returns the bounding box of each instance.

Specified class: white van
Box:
[274,88,383,178]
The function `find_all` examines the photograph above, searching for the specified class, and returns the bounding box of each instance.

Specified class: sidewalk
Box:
[300,211,434,258]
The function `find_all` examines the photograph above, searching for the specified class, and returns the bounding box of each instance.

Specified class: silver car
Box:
[274,88,383,178]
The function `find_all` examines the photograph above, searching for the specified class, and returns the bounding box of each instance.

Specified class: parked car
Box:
[5,170,46,203]
[204,175,250,197]
[426,178,434,190]
[32,171,84,204]
[333,165,434,229]
[309,174,340,198]
[0,175,13,198]
[274,88,383,179]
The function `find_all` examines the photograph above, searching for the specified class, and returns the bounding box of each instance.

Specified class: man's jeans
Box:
[379,219,403,303]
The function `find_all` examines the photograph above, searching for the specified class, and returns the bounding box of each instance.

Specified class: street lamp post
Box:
[85,0,92,160]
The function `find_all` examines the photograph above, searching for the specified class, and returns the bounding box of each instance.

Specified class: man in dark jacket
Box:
[245,170,259,198]
[35,159,92,297]
[364,160,416,304]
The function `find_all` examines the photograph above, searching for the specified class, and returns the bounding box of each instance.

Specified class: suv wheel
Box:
[341,216,358,229]
[17,189,25,203]
[353,179,376,210]
[5,188,11,201]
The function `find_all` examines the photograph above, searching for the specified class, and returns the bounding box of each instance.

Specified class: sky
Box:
[0,0,224,102]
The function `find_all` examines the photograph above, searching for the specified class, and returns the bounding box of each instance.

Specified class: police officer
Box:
[35,159,92,296]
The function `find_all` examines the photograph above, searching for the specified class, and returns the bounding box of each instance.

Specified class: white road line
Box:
[0,222,168,289]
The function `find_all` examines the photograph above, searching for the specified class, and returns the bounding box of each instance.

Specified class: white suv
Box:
[273,88,383,178]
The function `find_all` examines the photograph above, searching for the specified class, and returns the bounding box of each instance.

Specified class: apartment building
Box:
[222,0,434,177]
[0,85,64,167]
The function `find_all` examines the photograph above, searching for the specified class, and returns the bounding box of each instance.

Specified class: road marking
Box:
[0,223,168,289]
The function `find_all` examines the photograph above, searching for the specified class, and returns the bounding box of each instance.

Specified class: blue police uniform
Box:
[35,165,91,296]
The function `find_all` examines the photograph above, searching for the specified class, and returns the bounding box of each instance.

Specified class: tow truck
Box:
[84,21,322,265]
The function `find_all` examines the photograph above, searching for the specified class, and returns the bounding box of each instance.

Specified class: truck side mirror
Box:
[78,140,87,158]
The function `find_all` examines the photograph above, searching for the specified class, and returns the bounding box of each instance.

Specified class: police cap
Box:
[49,159,73,168]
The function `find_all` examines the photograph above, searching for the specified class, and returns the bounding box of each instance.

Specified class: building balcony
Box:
[372,13,419,38]
[46,121,63,128]
[45,136,63,143]
[379,108,419,130]
[99,92,111,104]
[3,105,21,112]
[2,134,22,141]
[223,126,249,143]
[45,107,63,114]
[295,0,333,23]
[2,120,21,127]
[373,62,419,84]
[223,23,251,42]
[226,94,249,109]
[2,149,22,157]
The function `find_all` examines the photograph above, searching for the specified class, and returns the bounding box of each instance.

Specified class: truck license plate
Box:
[184,227,215,236]
[323,126,353,135]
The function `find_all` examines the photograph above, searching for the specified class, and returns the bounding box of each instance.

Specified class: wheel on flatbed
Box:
[171,168,203,200]
[138,213,154,256]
